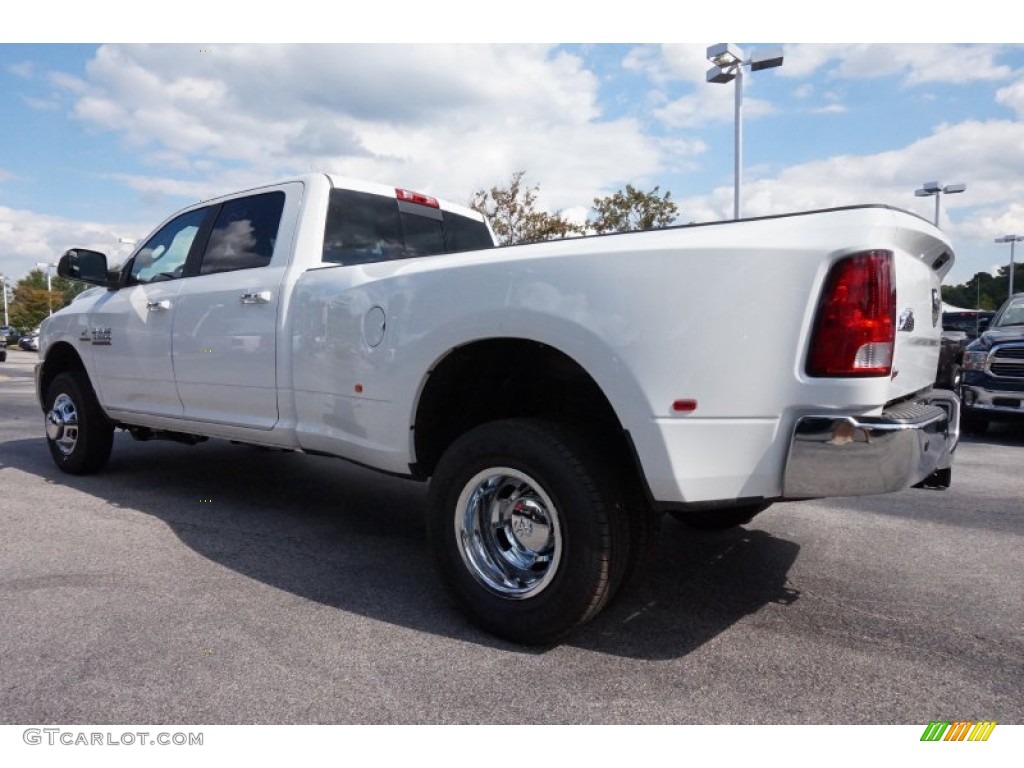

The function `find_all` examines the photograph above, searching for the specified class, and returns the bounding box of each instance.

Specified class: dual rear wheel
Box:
[428,418,763,644]
[428,419,636,645]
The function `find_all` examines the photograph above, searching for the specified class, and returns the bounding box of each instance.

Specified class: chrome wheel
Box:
[454,467,562,599]
[46,393,79,457]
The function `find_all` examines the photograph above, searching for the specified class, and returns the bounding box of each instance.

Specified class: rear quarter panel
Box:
[288,206,951,502]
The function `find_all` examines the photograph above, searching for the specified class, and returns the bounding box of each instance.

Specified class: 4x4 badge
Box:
[90,327,112,346]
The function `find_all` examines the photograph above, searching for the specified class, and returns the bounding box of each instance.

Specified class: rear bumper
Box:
[783,389,959,499]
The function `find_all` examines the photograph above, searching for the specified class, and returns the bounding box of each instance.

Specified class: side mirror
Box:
[58,248,115,288]
[978,317,991,331]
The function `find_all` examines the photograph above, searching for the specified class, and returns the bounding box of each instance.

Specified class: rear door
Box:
[171,183,302,429]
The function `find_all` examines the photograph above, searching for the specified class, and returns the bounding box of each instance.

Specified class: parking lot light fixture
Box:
[914,181,966,226]
[995,235,1024,300]
[0,274,9,326]
[36,261,56,316]
[706,43,784,221]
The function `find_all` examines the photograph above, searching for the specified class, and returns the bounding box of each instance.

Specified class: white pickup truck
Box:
[37,173,959,644]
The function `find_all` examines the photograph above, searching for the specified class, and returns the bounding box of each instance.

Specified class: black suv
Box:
[960,295,1024,433]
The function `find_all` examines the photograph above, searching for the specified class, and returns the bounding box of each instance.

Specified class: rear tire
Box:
[669,502,771,531]
[44,371,114,474]
[428,419,629,645]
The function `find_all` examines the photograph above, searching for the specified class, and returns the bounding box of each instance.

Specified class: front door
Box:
[88,206,210,417]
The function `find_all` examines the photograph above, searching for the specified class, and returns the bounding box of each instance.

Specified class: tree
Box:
[589,184,679,234]
[471,170,583,246]
[8,269,90,330]
[942,264,1023,311]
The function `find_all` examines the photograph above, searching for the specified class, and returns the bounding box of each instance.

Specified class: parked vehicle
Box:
[935,310,996,390]
[943,310,995,340]
[960,294,1024,433]
[1,325,19,347]
[19,329,40,352]
[36,174,959,644]
[936,330,968,390]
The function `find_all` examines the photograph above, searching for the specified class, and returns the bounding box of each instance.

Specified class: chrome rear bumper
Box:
[783,389,959,499]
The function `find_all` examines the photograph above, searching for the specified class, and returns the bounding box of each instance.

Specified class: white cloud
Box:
[810,104,847,115]
[653,88,775,129]
[23,95,60,111]
[0,207,143,282]
[781,44,1013,85]
[7,60,34,78]
[996,78,1024,117]
[689,119,1024,221]
[52,44,666,211]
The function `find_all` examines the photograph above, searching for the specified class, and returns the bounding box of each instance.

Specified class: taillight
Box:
[807,250,896,377]
[395,188,439,209]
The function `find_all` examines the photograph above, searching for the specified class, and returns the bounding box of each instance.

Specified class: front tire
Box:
[44,371,114,474]
[428,419,628,645]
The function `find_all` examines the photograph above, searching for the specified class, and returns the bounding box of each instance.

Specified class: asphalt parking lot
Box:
[1,347,1021,724]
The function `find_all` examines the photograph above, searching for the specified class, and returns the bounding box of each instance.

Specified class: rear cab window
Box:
[322,187,493,266]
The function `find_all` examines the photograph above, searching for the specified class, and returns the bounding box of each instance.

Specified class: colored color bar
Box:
[921,721,949,741]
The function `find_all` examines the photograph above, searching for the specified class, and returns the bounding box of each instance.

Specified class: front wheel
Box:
[428,419,628,645]
[44,371,114,474]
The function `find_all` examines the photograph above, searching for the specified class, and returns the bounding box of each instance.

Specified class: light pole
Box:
[706,43,784,221]
[914,181,966,227]
[36,261,56,316]
[995,234,1023,300]
[0,274,8,326]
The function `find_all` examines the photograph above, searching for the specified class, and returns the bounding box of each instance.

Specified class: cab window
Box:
[198,192,286,275]
[130,208,208,284]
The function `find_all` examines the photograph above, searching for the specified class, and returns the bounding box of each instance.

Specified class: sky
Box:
[2,5,1022,291]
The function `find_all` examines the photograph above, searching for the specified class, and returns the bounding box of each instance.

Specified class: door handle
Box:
[146,300,171,312]
[240,291,272,305]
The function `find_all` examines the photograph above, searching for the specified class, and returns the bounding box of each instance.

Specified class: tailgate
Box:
[888,212,953,401]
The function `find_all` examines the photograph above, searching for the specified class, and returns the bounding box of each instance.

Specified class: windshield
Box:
[994,298,1024,327]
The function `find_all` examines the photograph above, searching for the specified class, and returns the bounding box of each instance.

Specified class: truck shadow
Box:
[2,435,800,660]
[958,422,1024,446]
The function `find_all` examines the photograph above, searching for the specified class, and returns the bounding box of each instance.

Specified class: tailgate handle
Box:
[240,291,271,305]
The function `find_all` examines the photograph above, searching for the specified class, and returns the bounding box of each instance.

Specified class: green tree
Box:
[942,264,1023,311]
[471,170,583,246]
[8,269,90,330]
[589,184,679,234]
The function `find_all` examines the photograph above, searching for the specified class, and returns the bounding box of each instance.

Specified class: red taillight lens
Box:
[395,188,440,208]
[807,250,896,377]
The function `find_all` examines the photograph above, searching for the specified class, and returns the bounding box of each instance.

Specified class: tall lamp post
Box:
[995,234,1023,300]
[914,181,966,226]
[36,261,56,316]
[706,43,784,221]
[0,274,9,326]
